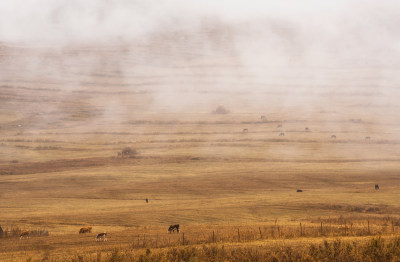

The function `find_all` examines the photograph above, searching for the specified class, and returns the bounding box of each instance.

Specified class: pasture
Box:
[1,42,400,261]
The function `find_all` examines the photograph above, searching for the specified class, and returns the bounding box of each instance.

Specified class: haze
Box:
[1,1,400,260]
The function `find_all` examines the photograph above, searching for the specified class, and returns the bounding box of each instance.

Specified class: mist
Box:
[1,0,400,129]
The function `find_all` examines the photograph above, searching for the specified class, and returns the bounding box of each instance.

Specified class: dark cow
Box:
[243,129,248,133]
[20,231,30,239]
[297,189,303,192]
[96,232,107,241]
[331,135,336,139]
[279,132,285,136]
[277,124,282,128]
[168,224,179,233]
[261,116,267,121]
[145,198,149,203]
[305,127,310,131]
[375,184,379,190]
[0,225,3,238]
[365,136,371,140]
[79,226,92,234]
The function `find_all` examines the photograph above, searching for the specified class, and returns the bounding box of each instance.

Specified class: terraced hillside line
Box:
[2,154,400,176]
[0,156,195,176]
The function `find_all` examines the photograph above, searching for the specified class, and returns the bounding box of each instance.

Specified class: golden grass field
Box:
[1,40,400,261]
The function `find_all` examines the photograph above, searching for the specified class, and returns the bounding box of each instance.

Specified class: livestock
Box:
[96,232,107,241]
[331,135,336,139]
[260,116,267,121]
[279,132,285,136]
[168,224,179,233]
[0,225,3,238]
[20,231,30,239]
[365,136,371,140]
[375,184,379,190]
[297,189,303,192]
[79,226,92,234]
[277,124,282,128]
[243,128,248,133]
[305,127,310,131]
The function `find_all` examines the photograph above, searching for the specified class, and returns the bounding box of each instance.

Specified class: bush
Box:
[118,147,137,158]
[212,106,229,114]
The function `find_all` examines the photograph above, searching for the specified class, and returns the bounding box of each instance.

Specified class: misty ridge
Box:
[0,0,400,129]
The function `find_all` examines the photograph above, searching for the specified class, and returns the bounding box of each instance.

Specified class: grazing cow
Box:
[375,184,379,190]
[243,128,248,133]
[305,127,310,131]
[365,136,371,140]
[277,124,282,128]
[20,231,30,239]
[79,226,92,234]
[261,116,267,121]
[297,189,303,192]
[168,224,179,233]
[96,232,107,241]
[331,135,336,139]
[145,198,148,203]
[279,132,285,136]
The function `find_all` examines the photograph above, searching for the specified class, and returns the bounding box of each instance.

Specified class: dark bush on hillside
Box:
[118,147,137,158]
[212,106,229,114]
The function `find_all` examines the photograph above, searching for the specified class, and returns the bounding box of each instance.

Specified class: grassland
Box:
[1,41,400,261]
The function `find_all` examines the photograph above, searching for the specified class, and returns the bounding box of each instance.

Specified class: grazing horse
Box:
[168,224,179,233]
[20,231,30,239]
[96,232,107,241]
[279,132,285,136]
[331,135,336,139]
[79,226,92,234]
[375,184,379,190]
[243,128,248,133]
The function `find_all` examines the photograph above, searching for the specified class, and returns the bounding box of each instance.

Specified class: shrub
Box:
[118,147,137,158]
[212,106,229,114]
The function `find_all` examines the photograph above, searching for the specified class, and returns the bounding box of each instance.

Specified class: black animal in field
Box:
[168,224,179,233]
[375,184,379,190]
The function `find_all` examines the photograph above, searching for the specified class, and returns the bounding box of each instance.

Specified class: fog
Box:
[1,0,400,124]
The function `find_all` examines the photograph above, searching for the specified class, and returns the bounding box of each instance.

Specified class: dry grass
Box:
[1,43,400,260]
